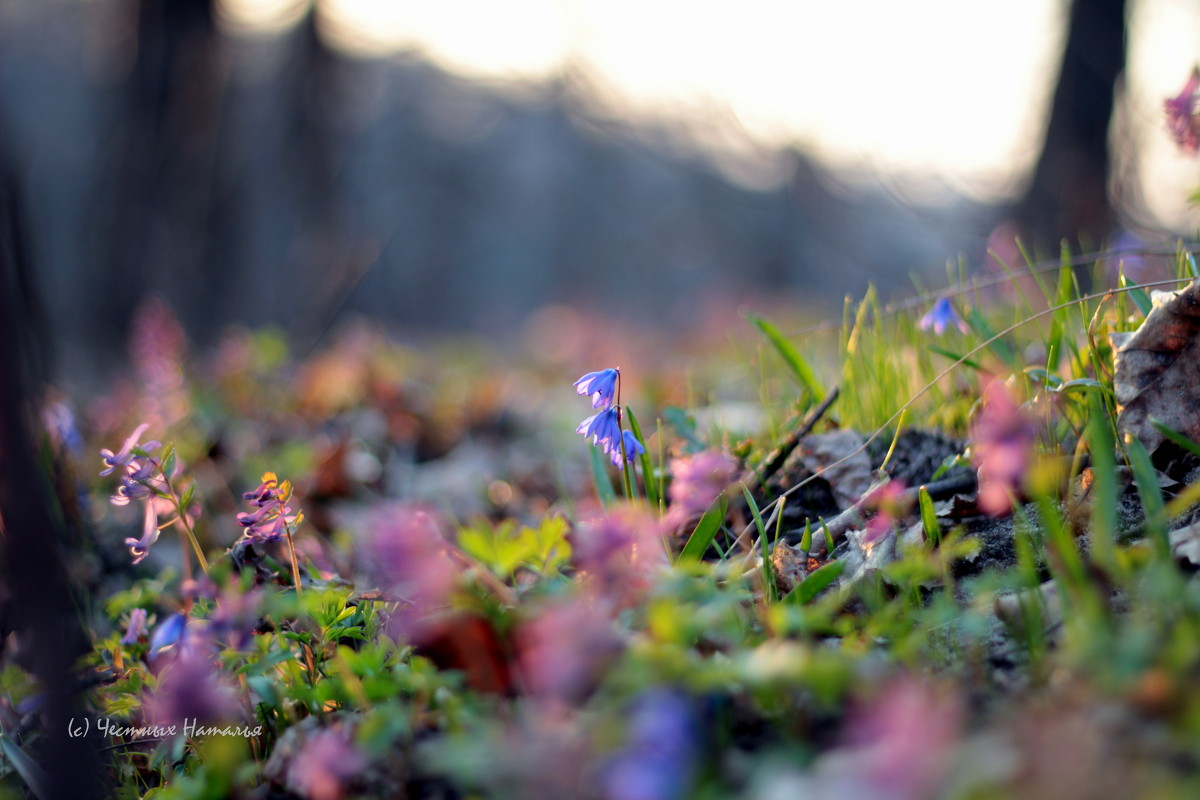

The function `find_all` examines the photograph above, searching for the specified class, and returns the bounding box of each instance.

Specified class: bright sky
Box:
[218,0,1200,224]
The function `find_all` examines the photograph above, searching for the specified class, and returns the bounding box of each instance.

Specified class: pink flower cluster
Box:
[970,380,1036,516]
[1166,67,1200,155]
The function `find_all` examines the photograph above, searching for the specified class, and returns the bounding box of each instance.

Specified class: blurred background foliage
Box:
[1,0,1196,382]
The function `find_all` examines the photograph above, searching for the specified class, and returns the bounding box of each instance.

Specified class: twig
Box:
[745,385,841,493]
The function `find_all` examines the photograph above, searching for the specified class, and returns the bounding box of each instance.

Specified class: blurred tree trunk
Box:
[1012,0,1127,253]
[284,9,346,339]
[94,0,224,344]
[0,143,105,800]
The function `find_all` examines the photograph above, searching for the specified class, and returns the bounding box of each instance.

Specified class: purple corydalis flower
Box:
[125,500,161,564]
[99,423,160,476]
[144,644,241,728]
[209,584,263,651]
[287,726,366,800]
[577,407,622,450]
[610,430,645,468]
[243,476,284,506]
[841,677,962,800]
[237,504,297,543]
[237,472,301,544]
[517,600,623,704]
[862,480,909,545]
[121,608,149,645]
[363,505,459,635]
[1166,67,1200,155]
[918,297,968,335]
[574,368,620,409]
[664,451,738,528]
[971,379,1036,516]
[111,457,161,507]
[574,505,667,610]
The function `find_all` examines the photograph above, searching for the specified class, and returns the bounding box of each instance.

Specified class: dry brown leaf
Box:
[1111,279,1200,455]
[800,430,872,509]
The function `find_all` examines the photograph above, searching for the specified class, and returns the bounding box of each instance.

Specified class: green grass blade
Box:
[679,498,727,562]
[784,560,845,605]
[1149,418,1200,459]
[588,446,616,509]
[1119,272,1153,316]
[1124,435,1170,561]
[746,313,825,403]
[1087,393,1118,570]
[625,407,659,510]
[964,308,1019,371]
[927,345,982,371]
[742,486,777,602]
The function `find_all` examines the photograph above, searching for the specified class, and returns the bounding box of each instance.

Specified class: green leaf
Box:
[678,499,726,562]
[742,486,777,602]
[746,313,825,402]
[918,486,940,548]
[662,407,703,451]
[517,516,572,575]
[180,484,196,510]
[0,731,50,800]
[1119,273,1153,316]
[588,445,616,508]
[784,560,845,605]
[327,626,367,642]
[1054,378,1110,396]
[161,443,177,480]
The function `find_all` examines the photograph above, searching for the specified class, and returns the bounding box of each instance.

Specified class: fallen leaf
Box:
[1112,279,1200,455]
[1168,521,1200,565]
[800,430,872,510]
[770,542,809,596]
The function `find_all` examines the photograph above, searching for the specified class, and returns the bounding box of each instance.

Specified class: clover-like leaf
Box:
[1111,278,1200,456]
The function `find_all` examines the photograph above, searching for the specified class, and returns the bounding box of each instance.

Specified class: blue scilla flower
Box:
[577,407,622,450]
[149,612,187,656]
[574,368,620,409]
[918,296,968,335]
[610,430,645,468]
[602,689,697,800]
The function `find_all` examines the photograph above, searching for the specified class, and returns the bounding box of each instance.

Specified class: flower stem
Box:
[619,415,635,499]
[282,521,303,596]
[153,456,209,574]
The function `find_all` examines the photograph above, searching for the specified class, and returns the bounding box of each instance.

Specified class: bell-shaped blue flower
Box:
[918,297,968,335]
[574,368,620,409]
[577,407,622,450]
[610,430,645,468]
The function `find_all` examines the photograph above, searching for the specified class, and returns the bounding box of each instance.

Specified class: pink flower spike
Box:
[124,500,161,564]
[1165,67,1200,154]
[970,379,1036,516]
[664,451,738,528]
[99,422,159,476]
[287,726,365,800]
[862,480,909,545]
